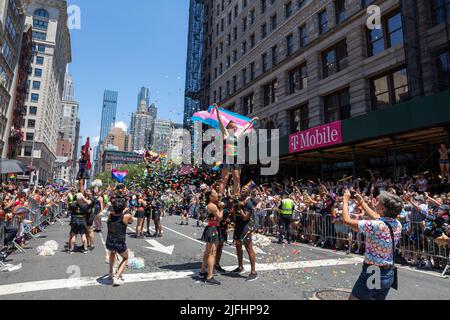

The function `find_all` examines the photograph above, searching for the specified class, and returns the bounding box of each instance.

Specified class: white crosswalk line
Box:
[0,257,364,297]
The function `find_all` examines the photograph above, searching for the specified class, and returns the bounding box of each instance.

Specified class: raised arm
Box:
[355,193,380,220]
[342,190,359,232]
[214,104,229,138]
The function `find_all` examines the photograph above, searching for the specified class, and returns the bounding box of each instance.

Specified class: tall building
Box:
[129,100,154,151]
[152,119,172,154]
[147,102,157,120]
[192,0,450,179]
[105,126,132,152]
[99,89,118,144]
[6,23,33,159]
[169,123,185,163]
[59,72,79,144]
[137,86,150,109]
[18,0,72,185]
[0,0,29,158]
[183,0,205,128]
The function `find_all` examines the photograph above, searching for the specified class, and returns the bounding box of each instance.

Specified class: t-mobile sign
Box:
[289,121,342,154]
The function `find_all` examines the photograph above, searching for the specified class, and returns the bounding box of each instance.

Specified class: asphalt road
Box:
[0,214,449,300]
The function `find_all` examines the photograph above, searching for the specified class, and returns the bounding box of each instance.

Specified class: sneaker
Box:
[113,277,124,287]
[215,265,227,273]
[205,277,221,285]
[83,249,88,254]
[231,267,244,274]
[68,250,74,255]
[246,273,258,282]
[199,272,207,278]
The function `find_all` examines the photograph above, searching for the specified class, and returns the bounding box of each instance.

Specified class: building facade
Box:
[105,125,132,152]
[7,23,32,159]
[129,99,154,151]
[101,150,142,173]
[137,86,150,109]
[18,0,72,185]
[152,119,172,154]
[194,0,450,179]
[59,72,78,144]
[99,89,118,144]
[184,0,205,128]
[0,0,29,158]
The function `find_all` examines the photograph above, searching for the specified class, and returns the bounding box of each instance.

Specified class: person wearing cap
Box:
[273,193,296,244]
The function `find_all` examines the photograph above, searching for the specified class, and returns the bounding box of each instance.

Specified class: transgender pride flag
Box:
[192,106,255,131]
[112,169,128,183]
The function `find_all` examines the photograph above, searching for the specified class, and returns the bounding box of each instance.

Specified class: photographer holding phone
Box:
[341,189,403,300]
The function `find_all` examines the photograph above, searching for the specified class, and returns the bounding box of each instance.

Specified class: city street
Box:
[1,215,449,300]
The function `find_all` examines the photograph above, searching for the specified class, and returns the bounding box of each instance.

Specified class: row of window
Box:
[211,0,306,64]
[216,65,409,126]
[213,9,406,98]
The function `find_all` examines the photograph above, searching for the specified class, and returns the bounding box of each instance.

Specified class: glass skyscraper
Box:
[137,87,150,108]
[100,90,118,144]
[183,0,205,128]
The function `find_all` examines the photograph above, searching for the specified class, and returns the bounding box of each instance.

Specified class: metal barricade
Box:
[0,216,5,252]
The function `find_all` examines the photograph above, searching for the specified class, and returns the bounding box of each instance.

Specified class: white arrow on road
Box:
[145,239,175,255]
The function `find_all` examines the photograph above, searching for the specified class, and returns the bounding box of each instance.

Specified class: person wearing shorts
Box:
[68,193,91,254]
[85,189,96,251]
[231,187,258,282]
[106,195,133,287]
[152,196,163,238]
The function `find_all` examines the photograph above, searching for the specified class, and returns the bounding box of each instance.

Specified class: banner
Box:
[289,121,342,154]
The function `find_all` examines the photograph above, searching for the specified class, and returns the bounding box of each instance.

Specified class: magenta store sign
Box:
[289,121,343,154]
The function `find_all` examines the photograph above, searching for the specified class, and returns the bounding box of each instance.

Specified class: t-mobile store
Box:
[274,89,450,181]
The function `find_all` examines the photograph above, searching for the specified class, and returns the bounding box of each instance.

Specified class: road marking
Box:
[145,239,175,255]
[0,257,363,297]
[160,224,250,262]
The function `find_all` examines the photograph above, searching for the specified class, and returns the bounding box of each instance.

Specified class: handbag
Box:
[383,221,398,290]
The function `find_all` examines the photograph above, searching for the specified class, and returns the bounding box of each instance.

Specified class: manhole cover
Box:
[311,288,351,300]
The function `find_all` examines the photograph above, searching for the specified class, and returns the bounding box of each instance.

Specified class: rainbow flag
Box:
[9,173,15,180]
[112,170,128,183]
[192,106,255,131]
[244,180,256,190]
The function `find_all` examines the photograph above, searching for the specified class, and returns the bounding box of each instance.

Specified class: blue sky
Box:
[67,0,189,146]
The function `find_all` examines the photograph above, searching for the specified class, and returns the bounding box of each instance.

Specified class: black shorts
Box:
[70,218,87,235]
[106,238,127,254]
[233,223,252,242]
[201,226,221,244]
[219,226,228,243]
[86,213,95,227]
[135,210,146,219]
[152,211,161,221]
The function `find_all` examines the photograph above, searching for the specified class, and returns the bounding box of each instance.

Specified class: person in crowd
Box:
[341,189,403,300]
[134,193,147,239]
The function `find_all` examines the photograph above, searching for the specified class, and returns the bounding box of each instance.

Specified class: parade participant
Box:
[181,187,190,226]
[77,138,92,193]
[215,104,258,196]
[134,193,147,239]
[144,189,153,237]
[152,193,163,238]
[341,190,402,300]
[106,193,133,287]
[438,143,450,184]
[85,189,97,251]
[68,193,92,254]
[93,189,104,233]
[199,189,223,285]
[232,187,258,282]
[215,196,232,273]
